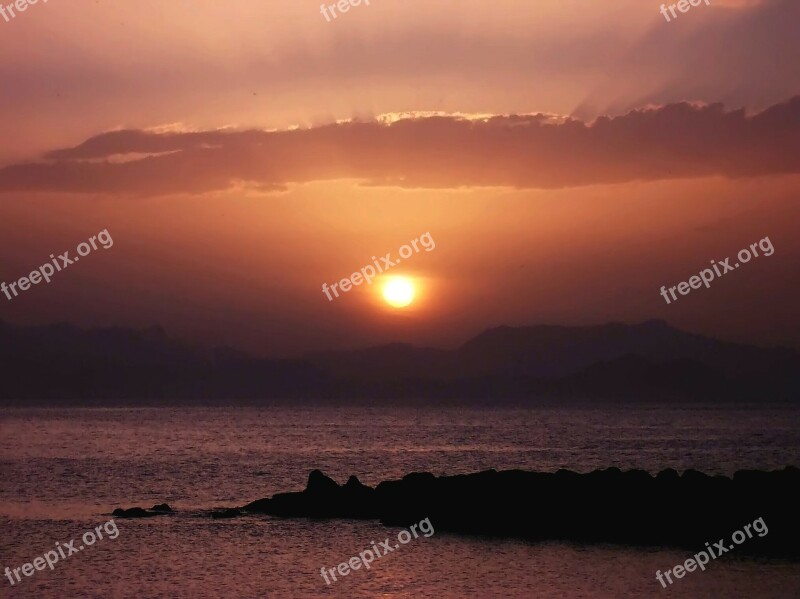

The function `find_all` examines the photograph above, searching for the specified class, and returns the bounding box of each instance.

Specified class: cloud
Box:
[574,0,800,119]
[0,97,798,196]
[1,0,797,164]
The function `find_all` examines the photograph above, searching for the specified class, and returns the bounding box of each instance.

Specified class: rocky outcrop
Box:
[112,503,173,518]
[210,508,242,519]
[243,470,379,519]
[242,466,800,557]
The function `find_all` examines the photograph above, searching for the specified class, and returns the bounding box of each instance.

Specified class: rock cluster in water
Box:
[111,466,800,557]
[242,467,800,556]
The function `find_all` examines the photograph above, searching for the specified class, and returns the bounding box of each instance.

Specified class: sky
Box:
[0,0,797,355]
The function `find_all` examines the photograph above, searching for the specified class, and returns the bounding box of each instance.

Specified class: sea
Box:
[1,405,799,598]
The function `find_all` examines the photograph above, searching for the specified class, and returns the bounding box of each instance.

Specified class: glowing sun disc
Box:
[382,277,415,308]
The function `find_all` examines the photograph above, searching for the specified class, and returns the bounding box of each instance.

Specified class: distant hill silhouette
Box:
[0,319,797,402]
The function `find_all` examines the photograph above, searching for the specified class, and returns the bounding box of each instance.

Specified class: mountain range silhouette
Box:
[1,319,796,402]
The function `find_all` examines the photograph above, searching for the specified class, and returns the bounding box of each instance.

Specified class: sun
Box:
[382,277,415,308]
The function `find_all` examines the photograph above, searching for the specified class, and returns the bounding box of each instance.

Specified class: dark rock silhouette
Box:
[242,467,800,557]
[244,470,379,519]
[112,507,154,518]
[112,505,172,518]
[210,508,241,519]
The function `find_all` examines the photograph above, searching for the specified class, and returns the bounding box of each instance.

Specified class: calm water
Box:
[1,405,799,598]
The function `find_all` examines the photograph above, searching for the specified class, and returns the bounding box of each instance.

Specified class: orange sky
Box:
[0,0,797,354]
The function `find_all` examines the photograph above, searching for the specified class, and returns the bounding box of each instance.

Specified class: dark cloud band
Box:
[1,97,798,196]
